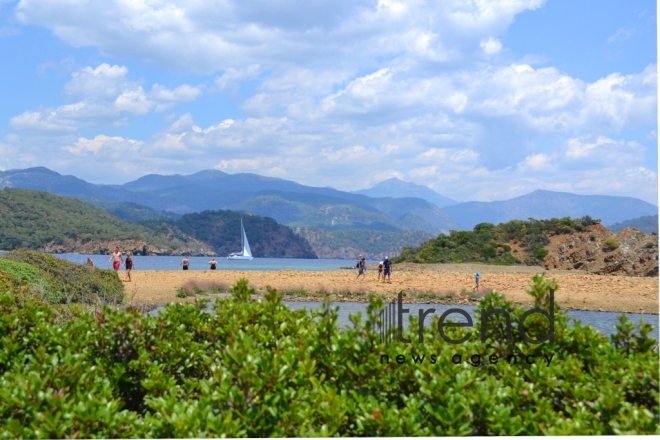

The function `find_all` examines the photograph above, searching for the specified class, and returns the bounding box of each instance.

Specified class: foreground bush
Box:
[1,249,123,305]
[0,277,657,437]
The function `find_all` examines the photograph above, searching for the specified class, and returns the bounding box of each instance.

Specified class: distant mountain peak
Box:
[1,166,61,177]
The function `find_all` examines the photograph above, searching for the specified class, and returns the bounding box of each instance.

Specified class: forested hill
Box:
[0,189,319,258]
[394,216,601,265]
[158,210,318,259]
[393,216,658,276]
[0,188,213,255]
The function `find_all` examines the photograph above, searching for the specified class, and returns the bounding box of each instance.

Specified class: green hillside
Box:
[1,249,123,305]
[79,198,181,222]
[394,216,601,265]
[231,194,404,231]
[294,228,432,259]
[158,210,318,258]
[608,215,658,234]
[0,188,197,253]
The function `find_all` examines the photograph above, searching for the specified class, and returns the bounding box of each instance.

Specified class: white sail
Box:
[242,221,252,257]
[228,217,254,260]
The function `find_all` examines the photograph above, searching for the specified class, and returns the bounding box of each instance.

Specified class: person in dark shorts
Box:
[383,257,392,283]
[181,257,190,270]
[377,260,384,282]
[355,255,366,280]
[86,258,94,267]
[209,258,217,270]
[124,253,134,282]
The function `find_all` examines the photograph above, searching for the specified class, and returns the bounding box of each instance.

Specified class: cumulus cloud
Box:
[2,0,656,204]
[480,37,502,55]
[9,63,202,132]
[14,0,545,73]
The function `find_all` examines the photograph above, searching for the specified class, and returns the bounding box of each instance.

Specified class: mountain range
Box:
[353,177,457,208]
[1,167,657,235]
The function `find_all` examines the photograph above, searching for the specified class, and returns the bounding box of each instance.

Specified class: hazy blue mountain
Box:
[354,177,457,208]
[608,215,659,234]
[2,167,458,234]
[443,190,659,229]
[6,168,656,236]
[363,196,464,232]
[0,167,141,202]
[229,191,405,232]
[227,190,463,234]
[78,198,182,222]
[120,174,191,192]
[122,169,314,194]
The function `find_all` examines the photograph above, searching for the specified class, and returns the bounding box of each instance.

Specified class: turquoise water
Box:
[51,253,376,271]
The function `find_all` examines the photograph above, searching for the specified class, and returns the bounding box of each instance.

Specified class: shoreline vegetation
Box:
[0,267,657,436]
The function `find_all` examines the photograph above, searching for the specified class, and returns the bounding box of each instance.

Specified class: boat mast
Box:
[240,218,244,255]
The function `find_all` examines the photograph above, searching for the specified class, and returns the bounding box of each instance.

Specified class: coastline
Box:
[122,264,659,315]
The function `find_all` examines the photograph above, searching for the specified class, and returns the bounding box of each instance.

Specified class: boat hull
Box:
[227,255,254,260]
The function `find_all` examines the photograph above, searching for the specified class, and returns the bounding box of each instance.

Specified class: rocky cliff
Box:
[541,224,658,276]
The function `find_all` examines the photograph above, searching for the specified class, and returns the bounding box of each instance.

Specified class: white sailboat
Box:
[227,218,254,260]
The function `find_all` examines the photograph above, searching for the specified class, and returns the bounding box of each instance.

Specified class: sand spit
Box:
[123,263,659,314]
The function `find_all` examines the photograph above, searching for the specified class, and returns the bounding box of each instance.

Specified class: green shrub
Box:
[602,238,621,252]
[2,249,123,305]
[176,287,188,298]
[0,271,18,295]
[0,259,48,289]
[0,276,657,437]
[230,277,255,302]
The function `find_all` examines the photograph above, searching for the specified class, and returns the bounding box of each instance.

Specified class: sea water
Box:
[284,301,659,339]
[50,254,375,271]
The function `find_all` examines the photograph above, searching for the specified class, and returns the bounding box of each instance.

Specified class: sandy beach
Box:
[121,263,659,314]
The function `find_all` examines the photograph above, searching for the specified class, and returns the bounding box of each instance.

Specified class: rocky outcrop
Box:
[39,238,215,256]
[542,224,658,277]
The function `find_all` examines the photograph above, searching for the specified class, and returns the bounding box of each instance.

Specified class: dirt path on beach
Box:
[123,263,659,314]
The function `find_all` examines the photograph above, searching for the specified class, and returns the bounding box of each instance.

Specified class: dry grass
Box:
[179,280,230,297]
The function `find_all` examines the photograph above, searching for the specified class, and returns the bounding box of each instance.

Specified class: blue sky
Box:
[0,0,656,203]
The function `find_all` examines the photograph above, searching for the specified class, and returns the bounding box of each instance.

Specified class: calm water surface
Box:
[51,254,373,271]
[284,302,659,339]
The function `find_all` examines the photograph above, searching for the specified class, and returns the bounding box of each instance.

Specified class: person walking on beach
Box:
[474,271,480,290]
[377,260,384,282]
[383,256,392,283]
[109,248,123,272]
[209,258,217,270]
[355,255,366,280]
[181,257,190,270]
[86,258,94,267]
[124,253,134,282]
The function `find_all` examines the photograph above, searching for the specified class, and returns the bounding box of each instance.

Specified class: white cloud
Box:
[607,27,634,44]
[518,153,553,171]
[64,135,143,156]
[480,37,502,55]
[13,0,544,73]
[2,0,656,204]
[9,64,203,133]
